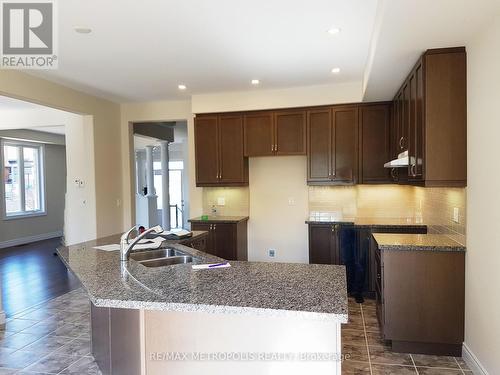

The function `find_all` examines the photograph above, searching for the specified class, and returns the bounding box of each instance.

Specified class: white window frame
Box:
[1,139,47,220]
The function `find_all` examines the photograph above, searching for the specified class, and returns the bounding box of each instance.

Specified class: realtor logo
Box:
[0,0,57,69]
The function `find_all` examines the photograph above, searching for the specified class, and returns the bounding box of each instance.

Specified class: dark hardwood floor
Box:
[0,238,81,317]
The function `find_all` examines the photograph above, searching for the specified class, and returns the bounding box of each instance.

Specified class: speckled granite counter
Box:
[189,215,249,223]
[57,233,347,323]
[373,233,466,252]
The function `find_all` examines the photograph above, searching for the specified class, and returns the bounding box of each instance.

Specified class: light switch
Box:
[453,207,460,223]
[217,197,225,206]
[288,198,296,206]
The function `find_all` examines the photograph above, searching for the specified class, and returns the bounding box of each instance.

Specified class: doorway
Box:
[133,121,189,230]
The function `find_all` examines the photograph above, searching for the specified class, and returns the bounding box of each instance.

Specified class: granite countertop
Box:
[305,214,427,229]
[189,215,249,223]
[57,234,347,323]
[373,233,466,252]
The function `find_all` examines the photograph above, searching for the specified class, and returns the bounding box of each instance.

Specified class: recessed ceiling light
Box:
[331,67,341,74]
[327,27,341,35]
[74,27,92,34]
[178,84,187,90]
[251,79,260,85]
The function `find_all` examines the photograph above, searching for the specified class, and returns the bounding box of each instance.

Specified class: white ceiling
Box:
[29,0,377,102]
[27,0,500,103]
[362,0,500,101]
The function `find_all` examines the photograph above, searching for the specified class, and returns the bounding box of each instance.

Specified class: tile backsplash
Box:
[202,187,250,216]
[308,185,466,245]
[200,184,467,245]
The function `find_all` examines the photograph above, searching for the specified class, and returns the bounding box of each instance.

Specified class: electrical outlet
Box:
[217,197,225,206]
[268,249,276,258]
[453,207,460,223]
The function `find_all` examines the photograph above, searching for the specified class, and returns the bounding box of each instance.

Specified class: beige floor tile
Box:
[341,360,370,374]
[369,346,414,366]
[416,367,463,374]
[342,329,366,346]
[411,354,460,369]
[343,344,369,362]
[371,364,417,374]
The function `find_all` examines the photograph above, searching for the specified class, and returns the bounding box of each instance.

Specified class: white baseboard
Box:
[0,231,63,249]
[463,343,489,375]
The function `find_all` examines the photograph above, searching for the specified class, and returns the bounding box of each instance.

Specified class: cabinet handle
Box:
[271,144,274,152]
[275,144,278,152]
[410,164,416,177]
[399,136,404,149]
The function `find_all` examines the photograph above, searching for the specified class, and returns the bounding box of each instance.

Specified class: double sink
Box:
[130,248,198,268]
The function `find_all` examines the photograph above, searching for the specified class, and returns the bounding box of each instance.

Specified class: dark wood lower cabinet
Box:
[190,220,248,261]
[308,224,340,264]
[372,238,465,356]
[181,232,208,252]
[309,224,427,297]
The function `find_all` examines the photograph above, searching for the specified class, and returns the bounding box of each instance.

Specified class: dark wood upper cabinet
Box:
[244,110,306,156]
[195,114,248,187]
[391,47,467,187]
[274,110,306,155]
[243,112,274,157]
[307,109,332,182]
[218,115,248,184]
[359,103,391,184]
[307,106,358,185]
[332,105,358,184]
[194,115,219,185]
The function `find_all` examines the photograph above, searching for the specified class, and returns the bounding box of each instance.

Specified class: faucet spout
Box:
[120,225,163,261]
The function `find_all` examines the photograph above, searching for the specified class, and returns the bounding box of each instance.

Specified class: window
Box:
[2,140,45,218]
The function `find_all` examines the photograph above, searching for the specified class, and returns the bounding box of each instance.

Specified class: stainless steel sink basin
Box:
[139,256,194,267]
[130,248,186,262]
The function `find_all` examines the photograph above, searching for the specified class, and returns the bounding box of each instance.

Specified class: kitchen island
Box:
[57,233,348,375]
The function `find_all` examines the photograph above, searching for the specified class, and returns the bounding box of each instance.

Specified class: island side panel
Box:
[144,310,342,375]
[91,304,111,375]
[91,304,144,375]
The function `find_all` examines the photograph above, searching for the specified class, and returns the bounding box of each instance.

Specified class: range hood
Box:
[384,150,409,168]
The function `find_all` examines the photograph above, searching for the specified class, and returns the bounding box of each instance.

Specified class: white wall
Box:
[464,14,500,374]
[248,156,309,263]
[0,106,97,245]
[64,115,97,244]
[192,82,362,113]
[0,71,122,239]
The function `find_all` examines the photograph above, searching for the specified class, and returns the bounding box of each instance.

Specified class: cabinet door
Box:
[402,83,410,151]
[274,110,306,155]
[218,114,248,184]
[309,225,333,264]
[190,223,215,255]
[194,116,219,186]
[413,62,424,179]
[213,223,236,260]
[332,106,358,184]
[359,104,391,183]
[307,109,332,183]
[308,224,340,265]
[391,94,401,159]
[243,112,274,156]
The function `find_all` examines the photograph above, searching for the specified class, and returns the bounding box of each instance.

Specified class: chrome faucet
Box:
[120,225,163,261]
